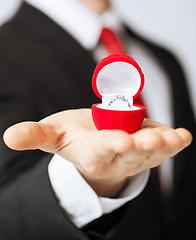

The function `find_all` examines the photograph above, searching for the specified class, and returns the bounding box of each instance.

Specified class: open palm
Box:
[3,108,192,196]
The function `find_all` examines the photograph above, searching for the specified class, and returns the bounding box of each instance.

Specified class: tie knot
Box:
[100,27,125,55]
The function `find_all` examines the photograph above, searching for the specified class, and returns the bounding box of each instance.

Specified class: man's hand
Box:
[3,109,192,197]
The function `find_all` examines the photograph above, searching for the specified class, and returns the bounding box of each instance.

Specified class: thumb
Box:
[3,121,59,152]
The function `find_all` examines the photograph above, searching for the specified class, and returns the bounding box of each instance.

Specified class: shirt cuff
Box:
[48,154,150,228]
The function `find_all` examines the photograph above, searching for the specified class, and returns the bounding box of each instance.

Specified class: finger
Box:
[95,130,134,154]
[175,128,193,147]
[131,128,163,152]
[3,121,59,151]
[111,129,165,176]
[77,130,134,163]
[72,130,134,175]
[140,127,192,168]
[154,127,192,155]
[110,128,164,168]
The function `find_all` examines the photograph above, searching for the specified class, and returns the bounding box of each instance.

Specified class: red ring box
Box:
[91,55,145,134]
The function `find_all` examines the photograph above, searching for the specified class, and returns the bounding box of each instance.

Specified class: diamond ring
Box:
[108,95,131,108]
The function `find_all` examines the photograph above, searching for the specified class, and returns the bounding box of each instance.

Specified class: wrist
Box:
[75,164,127,198]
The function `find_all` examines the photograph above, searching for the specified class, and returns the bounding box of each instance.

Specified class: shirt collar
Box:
[26,0,122,50]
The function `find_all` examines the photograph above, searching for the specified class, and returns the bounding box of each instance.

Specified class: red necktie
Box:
[100,27,125,55]
[100,27,146,113]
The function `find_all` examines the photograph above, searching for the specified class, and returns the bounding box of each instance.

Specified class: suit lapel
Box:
[124,25,196,196]
[14,2,98,109]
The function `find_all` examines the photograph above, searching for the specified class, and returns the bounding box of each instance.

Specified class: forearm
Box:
[48,154,150,228]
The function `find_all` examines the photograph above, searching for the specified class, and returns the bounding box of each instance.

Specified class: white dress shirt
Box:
[26,0,173,228]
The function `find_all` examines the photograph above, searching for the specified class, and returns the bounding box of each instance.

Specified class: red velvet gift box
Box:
[91,55,145,134]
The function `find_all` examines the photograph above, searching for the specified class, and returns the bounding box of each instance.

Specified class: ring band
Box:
[108,95,131,108]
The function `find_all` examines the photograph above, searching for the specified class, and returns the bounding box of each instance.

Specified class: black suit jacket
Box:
[0,3,195,240]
